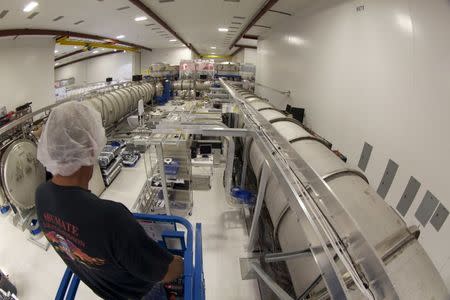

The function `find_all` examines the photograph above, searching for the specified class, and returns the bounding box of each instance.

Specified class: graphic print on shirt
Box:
[42,212,106,268]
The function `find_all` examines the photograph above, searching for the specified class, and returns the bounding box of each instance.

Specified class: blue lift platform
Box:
[55,214,205,300]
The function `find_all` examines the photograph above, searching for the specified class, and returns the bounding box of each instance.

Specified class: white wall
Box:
[256,0,450,288]
[141,48,192,71]
[232,49,245,64]
[232,48,257,65]
[0,37,55,111]
[244,48,257,65]
[55,52,133,85]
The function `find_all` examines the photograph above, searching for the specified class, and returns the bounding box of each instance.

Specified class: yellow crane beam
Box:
[56,37,138,52]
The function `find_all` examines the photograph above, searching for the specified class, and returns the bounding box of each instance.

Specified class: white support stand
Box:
[248,161,270,251]
[155,143,171,216]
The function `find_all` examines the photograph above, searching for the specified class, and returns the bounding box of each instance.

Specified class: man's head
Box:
[37,101,106,179]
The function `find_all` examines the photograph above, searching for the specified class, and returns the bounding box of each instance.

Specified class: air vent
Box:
[151,28,159,30]
[231,21,241,25]
[117,6,130,10]
[233,16,245,19]
[53,16,64,21]
[27,12,39,19]
[146,23,155,26]
[159,0,175,2]
[74,20,84,25]
[229,26,239,29]
[0,10,9,19]
[225,0,240,2]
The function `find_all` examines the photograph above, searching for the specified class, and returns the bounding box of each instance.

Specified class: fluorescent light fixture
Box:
[23,1,38,12]
[116,35,125,39]
[211,46,216,49]
[134,16,147,22]
[54,50,58,54]
[169,39,177,42]
[93,50,99,54]
[218,28,229,32]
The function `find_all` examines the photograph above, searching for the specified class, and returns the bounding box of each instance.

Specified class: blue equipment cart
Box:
[55,214,205,300]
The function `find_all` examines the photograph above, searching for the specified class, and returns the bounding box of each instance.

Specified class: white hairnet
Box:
[37,101,106,176]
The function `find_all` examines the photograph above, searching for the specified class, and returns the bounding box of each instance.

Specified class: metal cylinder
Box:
[237,88,449,299]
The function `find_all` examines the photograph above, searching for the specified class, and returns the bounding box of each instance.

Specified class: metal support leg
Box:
[248,162,270,251]
[240,136,252,188]
[264,249,312,263]
[250,262,294,300]
[156,143,171,216]
[223,136,235,200]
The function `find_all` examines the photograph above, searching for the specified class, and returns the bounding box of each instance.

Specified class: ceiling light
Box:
[211,53,216,55]
[55,62,59,66]
[134,16,147,22]
[114,49,117,52]
[211,46,216,49]
[218,28,229,32]
[74,46,79,49]
[116,35,125,39]
[93,50,99,54]
[169,39,177,42]
[23,1,38,12]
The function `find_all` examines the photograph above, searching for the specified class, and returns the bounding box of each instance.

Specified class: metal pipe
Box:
[264,249,312,263]
[250,262,295,300]
[248,162,270,251]
[223,79,449,299]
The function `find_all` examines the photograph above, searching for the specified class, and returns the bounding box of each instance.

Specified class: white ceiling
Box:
[0,0,309,59]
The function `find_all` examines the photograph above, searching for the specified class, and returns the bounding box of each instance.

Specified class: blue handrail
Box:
[194,223,205,300]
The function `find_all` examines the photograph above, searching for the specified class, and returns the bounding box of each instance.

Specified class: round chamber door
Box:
[0,139,46,210]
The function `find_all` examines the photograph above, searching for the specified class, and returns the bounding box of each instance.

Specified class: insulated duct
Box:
[84,82,155,127]
[172,80,211,91]
[227,84,448,299]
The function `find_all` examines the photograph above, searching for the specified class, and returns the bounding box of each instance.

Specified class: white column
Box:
[132,51,142,75]
[0,36,55,111]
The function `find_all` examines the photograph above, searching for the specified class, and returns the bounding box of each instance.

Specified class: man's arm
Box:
[112,204,184,283]
[162,255,184,283]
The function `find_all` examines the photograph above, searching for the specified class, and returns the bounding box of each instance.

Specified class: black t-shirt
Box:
[35,181,173,300]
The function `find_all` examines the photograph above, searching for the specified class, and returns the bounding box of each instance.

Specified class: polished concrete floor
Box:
[0,159,260,299]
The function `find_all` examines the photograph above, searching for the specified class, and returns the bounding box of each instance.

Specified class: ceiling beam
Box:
[55,51,122,69]
[55,49,85,61]
[128,0,200,56]
[235,44,257,50]
[229,0,279,49]
[268,9,292,16]
[243,34,259,40]
[0,29,152,51]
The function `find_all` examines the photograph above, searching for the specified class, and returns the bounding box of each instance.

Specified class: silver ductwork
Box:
[172,80,211,91]
[227,84,448,299]
[84,82,155,127]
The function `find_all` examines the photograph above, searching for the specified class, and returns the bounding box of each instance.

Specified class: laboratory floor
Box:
[0,160,260,299]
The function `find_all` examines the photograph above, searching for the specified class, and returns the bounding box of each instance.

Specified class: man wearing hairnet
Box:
[35,102,183,300]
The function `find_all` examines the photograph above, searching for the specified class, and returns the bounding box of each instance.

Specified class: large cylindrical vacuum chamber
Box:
[83,82,154,127]
[230,85,448,299]
[172,80,212,91]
